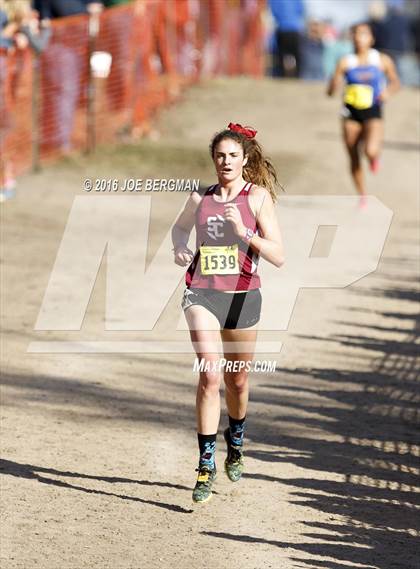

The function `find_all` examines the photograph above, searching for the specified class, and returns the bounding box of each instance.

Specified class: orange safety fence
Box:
[0,0,265,181]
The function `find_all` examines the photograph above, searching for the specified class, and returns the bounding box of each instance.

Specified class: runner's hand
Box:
[174,246,194,266]
[378,89,390,103]
[224,203,246,237]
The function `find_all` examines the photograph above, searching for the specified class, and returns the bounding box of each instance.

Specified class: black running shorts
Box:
[181,287,262,330]
[341,103,383,123]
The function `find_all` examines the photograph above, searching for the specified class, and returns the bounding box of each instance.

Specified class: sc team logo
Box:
[207,214,225,240]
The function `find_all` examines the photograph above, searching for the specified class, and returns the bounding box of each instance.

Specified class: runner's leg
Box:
[185,304,222,502]
[342,119,365,196]
[220,325,258,481]
[184,305,222,436]
[220,325,258,422]
[363,118,384,172]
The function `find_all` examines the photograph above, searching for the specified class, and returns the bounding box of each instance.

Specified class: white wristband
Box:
[242,228,254,243]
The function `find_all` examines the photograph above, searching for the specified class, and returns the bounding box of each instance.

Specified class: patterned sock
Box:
[229,415,246,446]
[197,433,217,470]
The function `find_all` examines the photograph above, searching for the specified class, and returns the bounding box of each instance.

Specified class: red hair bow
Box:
[228,122,257,139]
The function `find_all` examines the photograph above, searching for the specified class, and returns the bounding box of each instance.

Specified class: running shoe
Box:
[359,195,368,210]
[369,157,380,173]
[192,466,217,503]
[224,428,244,482]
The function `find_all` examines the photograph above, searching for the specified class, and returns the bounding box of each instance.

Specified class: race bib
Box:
[200,244,239,275]
[344,84,374,110]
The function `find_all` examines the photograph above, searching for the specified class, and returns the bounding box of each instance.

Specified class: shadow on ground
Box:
[1,261,419,567]
[0,458,194,514]
[242,274,419,569]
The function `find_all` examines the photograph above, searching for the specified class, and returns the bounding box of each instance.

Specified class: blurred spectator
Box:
[0,2,50,201]
[40,44,81,153]
[304,0,369,33]
[323,26,352,79]
[20,9,51,53]
[173,0,199,76]
[0,5,19,201]
[32,0,104,154]
[367,0,411,75]
[102,0,132,5]
[268,0,304,77]
[323,19,338,42]
[412,14,420,62]
[1,7,16,48]
[382,0,410,75]
[301,19,325,80]
[368,0,388,50]
[32,0,103,18]
[97,0,134,112]
[0,1,49,50]
[240,0,265,76]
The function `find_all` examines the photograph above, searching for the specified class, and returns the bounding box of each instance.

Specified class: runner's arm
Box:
[378,54,400,102]
[171,190,200,266]
[326,57,346,97]
[246,188,284,268]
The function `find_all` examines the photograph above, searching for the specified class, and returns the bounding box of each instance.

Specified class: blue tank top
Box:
[343,49,385,108]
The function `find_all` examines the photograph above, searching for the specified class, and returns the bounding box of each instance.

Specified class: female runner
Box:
[171,123,284,503]
[327,22,400,207]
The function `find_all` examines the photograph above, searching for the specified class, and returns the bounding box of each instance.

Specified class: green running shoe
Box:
[192,466,217,503]
[224,428,244,482]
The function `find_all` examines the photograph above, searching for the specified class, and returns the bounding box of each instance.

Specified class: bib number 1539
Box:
[200,244,239,275]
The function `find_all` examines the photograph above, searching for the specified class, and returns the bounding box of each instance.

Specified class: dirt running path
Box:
[1,78,419,569]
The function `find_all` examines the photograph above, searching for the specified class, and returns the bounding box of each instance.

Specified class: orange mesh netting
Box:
[0,0,265,178]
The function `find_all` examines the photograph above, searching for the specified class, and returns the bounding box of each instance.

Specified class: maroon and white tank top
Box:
[185,181,261,291]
